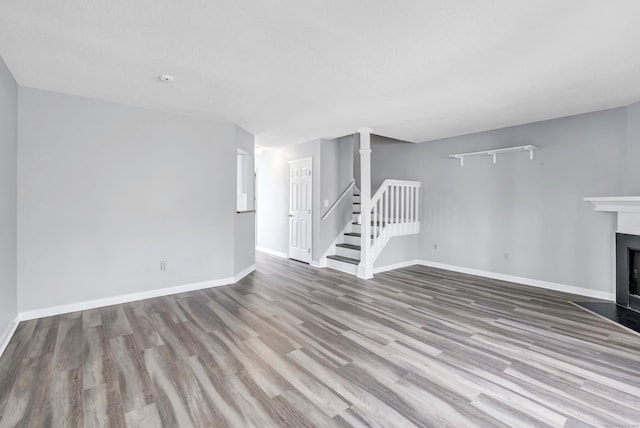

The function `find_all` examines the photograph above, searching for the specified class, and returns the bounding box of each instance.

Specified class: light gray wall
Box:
[332,107,634,289]
[626,102,640,194]
[17,87,245,312]
[255,139,322,257]
[0,57,18,337]
[352,134,361,190]
[234,126,256,274]
[412,109,626,294]
[255,150,287,255]
[256,136,354,261]
[370,135,420,268]
[319,136,354,257]
[374,235,418,269]
[371,135,421,190]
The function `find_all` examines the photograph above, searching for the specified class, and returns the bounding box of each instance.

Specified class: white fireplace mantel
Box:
[584,196,640,235]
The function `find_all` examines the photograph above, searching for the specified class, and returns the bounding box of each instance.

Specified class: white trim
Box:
[0,317,20,359]
[288,157,313,263]
[335,246,361,260]
[312,249,331,268]
[357,129,372,279]
[287,156,313,164]
[256,246,287,258]
[585,196,640,235]
[584,196,640,213]
[327,258,358,275]
[374,259,420,274]
[18,269,257,321]
[235,264,256,282]
[418,260,615,301]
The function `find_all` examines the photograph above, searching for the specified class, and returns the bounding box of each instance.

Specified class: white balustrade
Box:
[366,179,421,263]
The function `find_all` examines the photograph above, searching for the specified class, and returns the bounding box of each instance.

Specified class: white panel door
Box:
[288,158,312,263]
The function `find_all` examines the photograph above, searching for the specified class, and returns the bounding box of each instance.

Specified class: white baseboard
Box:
[256,247,288,259]
[235,264,256,281]
[310,259,327,268]
[418,260,615,301]
[0,317,20,359]
[374,259,421,274]
[313,246,331,268]
[19,267,256,322]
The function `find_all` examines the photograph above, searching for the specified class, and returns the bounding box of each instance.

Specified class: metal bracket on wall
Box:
[449,145,537,166]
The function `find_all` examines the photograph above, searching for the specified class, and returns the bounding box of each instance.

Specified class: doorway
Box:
[288,158,312,263]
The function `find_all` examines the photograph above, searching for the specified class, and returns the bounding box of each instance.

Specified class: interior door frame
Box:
[288,157,313,261]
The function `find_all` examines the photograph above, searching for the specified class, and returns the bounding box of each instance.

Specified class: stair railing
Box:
[368,179,421,262]
[321,180,356,221]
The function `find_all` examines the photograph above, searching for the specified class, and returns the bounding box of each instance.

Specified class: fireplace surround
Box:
[580,197,640,333]
[616,233,640,312]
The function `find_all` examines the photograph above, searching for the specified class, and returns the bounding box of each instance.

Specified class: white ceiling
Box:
[1,1,640,147]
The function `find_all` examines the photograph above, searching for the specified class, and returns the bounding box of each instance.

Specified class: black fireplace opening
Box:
[630,249,640,297]
[616,233,640,312]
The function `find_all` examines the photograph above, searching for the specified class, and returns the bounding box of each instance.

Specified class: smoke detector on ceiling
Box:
[159,74,175,83]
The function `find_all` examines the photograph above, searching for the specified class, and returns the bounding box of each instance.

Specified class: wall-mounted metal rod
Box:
[321,180,356,221]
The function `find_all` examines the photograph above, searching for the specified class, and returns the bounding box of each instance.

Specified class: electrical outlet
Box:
[324,199,329,207]
[160,260,167,271]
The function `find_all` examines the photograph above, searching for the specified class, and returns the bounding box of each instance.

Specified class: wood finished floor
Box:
[2,253,640,427]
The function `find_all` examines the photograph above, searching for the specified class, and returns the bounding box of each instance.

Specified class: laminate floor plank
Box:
[109,335,155,414]
[24,316,59,360]
[50,367,84,428]
[0,353,54,428]
[2,252,640,426]
[100,307,132,339]
[0,342,28,417]
[54,312,83,372]
[124,403,162,428]
[83,383,126,428]
[82,325,115,391]
[123,304,164,350]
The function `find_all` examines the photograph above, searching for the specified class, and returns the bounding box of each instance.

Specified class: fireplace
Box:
[581,197,640,333]
[616,233,640,312]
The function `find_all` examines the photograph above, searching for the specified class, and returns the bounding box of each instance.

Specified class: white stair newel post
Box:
[357,128,374,279]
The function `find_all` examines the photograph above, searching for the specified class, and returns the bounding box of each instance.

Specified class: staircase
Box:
[327,192,362,274]
[326,180,421,277]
